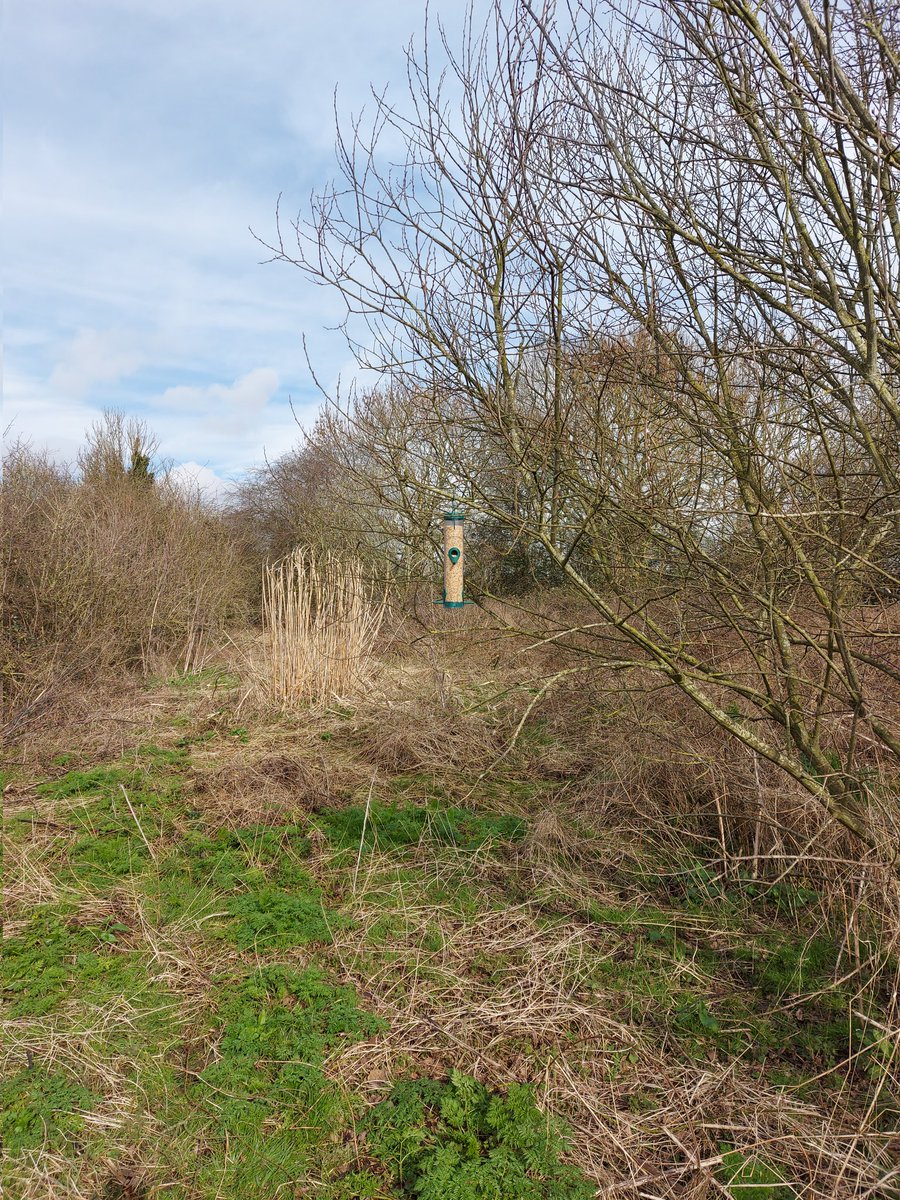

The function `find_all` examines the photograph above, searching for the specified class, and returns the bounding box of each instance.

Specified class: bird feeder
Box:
[442,510,465,607]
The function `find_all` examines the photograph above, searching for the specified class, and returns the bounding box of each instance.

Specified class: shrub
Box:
[1,431,247,735]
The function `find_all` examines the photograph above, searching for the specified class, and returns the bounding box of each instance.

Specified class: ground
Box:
[1,663,897,1198]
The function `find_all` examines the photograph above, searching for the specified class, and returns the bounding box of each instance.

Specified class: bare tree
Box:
[78,409,159,486]
[263,0,898,858]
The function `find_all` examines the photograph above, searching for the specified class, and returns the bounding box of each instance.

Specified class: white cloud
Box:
[166,460,234,502]
[160,367,280,435]
[49,328,144,397]
[3,370,105,464]
[4,0,476,479]
[146,368,314,474]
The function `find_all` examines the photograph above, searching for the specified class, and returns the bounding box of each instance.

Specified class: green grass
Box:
[0,1066,99,1154]
[580,898,863,1070]
[29,761,188,891]
[188,964,385,1197]
[1,906,131,1017]
[35,764,138,802]
[148,822,341,949]
[226,881,340,949]
[717,1146,796,1198]
[317,800,526,853]
[135,742,191,768]
[5,694,896,1198]
[3,744,378,1196]
[162,667,240,690]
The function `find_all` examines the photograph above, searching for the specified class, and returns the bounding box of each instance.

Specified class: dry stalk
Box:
[261,547,386,708]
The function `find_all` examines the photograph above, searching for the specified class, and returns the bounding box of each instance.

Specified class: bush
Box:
[1,431,248,733]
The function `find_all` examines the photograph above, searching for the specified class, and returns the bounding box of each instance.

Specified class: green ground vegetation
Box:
[2,673,896,1198]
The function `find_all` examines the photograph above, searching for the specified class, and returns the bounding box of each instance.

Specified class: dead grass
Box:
[321,840,897,1198]
[3,598,898,1199]
[191,746,364,826]
[260,547,386,709]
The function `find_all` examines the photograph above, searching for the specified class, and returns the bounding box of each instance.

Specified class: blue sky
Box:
[3,0,473,494]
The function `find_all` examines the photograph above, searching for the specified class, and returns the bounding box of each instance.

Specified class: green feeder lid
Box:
[443,510,466,521]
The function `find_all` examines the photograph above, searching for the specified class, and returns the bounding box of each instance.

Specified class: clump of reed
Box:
[261,547,386,708]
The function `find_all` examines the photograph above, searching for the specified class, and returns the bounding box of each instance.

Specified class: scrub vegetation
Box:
[2,1,899,1197]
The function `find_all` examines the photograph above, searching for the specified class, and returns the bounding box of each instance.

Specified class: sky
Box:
[2,0,474,496]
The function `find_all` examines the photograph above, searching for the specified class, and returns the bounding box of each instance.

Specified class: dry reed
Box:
[261,547,386,708]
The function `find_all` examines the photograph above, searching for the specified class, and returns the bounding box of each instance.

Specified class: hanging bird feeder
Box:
[441,509,466,608]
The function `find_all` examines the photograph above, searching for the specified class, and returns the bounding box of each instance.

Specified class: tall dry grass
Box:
[261,547,386,708]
